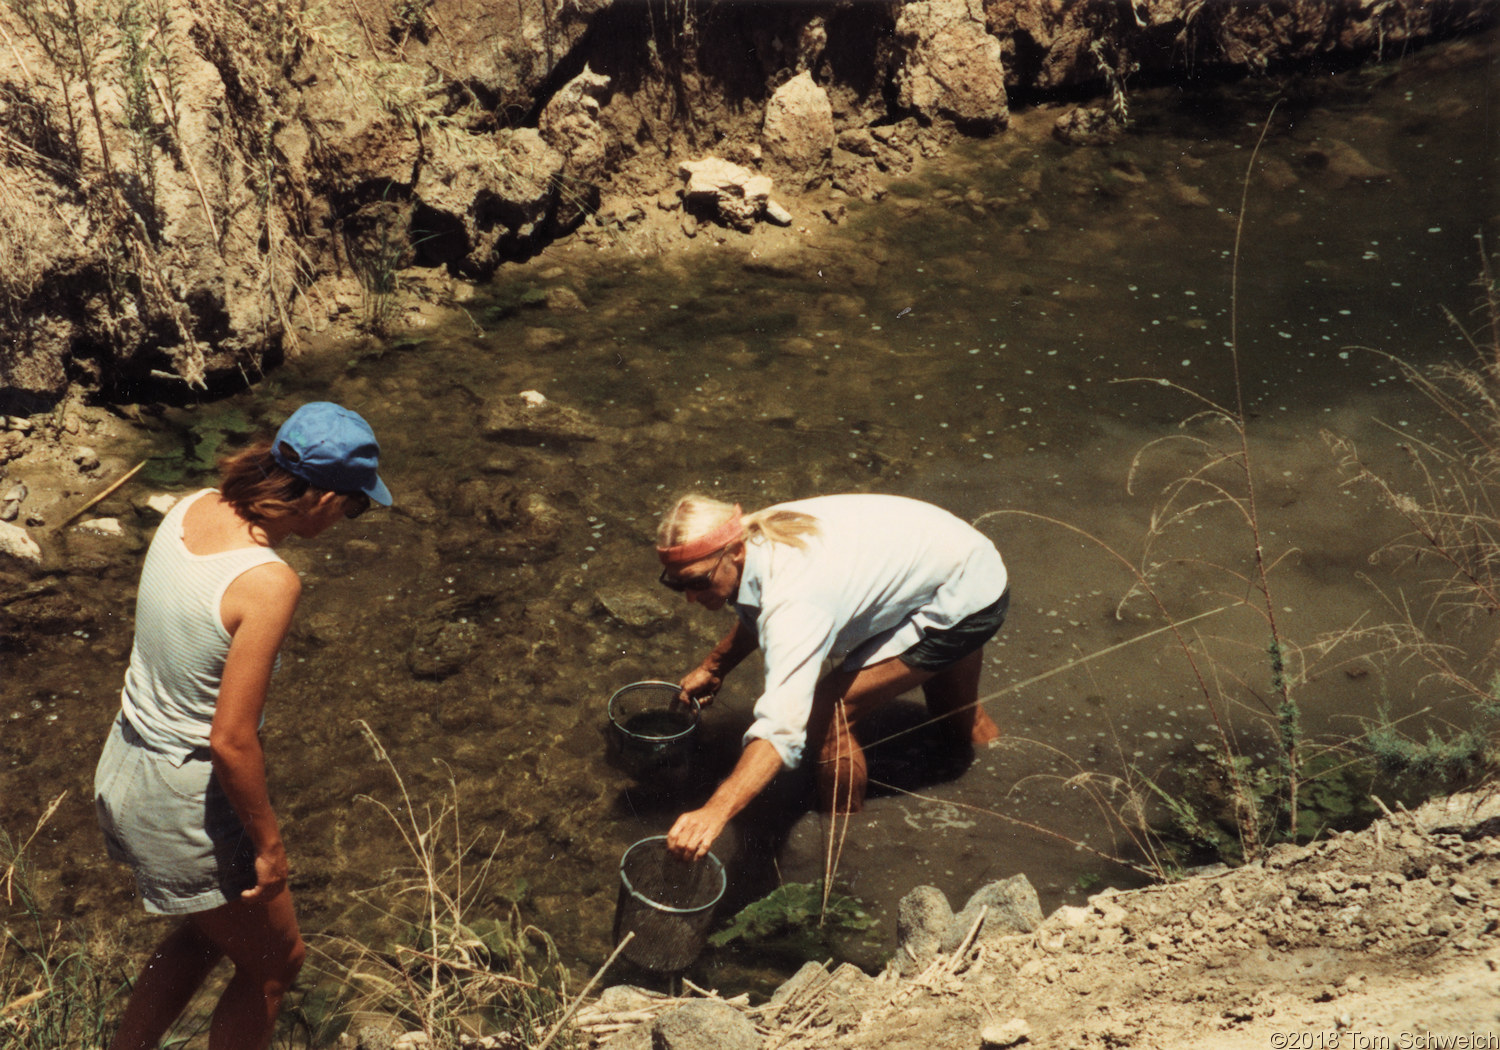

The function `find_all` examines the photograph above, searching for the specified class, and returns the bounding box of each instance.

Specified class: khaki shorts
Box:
[94,715,256,915]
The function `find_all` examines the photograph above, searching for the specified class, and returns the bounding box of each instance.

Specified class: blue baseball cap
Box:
[271,402,392,506]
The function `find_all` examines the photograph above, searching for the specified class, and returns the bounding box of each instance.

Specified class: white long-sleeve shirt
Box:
[731,494,1007,769]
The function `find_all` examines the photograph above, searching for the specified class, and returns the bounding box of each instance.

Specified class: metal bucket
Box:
[606,681,700,779]
[612,835,726,972]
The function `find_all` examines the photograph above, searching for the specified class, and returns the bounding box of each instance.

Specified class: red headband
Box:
[657,506,744,567]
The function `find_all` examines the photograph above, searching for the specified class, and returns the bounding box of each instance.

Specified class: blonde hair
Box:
[658,494,820,550]
[218,439,326,525]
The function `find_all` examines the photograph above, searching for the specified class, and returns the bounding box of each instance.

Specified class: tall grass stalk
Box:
[309,721,572,1047]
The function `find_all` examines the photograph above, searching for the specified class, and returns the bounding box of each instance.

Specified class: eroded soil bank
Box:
[0,0,1493,409]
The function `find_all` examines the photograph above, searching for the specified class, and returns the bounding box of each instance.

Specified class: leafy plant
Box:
[708,881,877,962]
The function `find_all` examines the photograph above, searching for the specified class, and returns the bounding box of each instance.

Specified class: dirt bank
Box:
[565,791,1500,1050]
[0,0,1491,411]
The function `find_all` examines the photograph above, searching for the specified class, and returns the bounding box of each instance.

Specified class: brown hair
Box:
[218,439,322,524]
[657,493,819,551]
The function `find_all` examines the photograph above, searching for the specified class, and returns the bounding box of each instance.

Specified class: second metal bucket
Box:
[606,680,700,780]
[612,835,726,972]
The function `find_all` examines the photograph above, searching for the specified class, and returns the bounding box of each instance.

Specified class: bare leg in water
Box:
[807,646,1000,814]
[109,889,305,1050]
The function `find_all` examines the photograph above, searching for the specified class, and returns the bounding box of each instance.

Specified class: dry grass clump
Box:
[1322,240,1500,785]
[308,722,575,1048]
[1,793,131,1048]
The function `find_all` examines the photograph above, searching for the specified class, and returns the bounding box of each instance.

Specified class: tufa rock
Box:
[761,71,835,184]
[894,0,1008,132]
[539,64,614,183]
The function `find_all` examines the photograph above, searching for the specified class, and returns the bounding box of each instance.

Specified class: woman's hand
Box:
[241,840,290,902]
[677,665,723,706]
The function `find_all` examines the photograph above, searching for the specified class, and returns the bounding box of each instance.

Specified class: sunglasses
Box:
[659,547,729,593]
[342,491,372,519]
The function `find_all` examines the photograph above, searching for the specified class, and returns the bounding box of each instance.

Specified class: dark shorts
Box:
[899,588,1010,673]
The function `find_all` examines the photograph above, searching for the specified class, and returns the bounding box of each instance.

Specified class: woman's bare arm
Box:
[211,561,301,901]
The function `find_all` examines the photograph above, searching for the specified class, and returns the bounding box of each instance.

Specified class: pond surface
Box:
[5,33,1497,996]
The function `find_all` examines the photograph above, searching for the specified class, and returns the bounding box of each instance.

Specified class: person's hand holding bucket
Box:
[676,664,722,707]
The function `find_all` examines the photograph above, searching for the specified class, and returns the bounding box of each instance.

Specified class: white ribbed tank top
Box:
[119,489,286,762]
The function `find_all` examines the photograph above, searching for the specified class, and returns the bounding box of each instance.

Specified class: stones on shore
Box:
[1,480,26,522]
[761,71,834,186]
[980,1018,1032,1048]
[677,158,793,232]
[896,884,953,972]
[896,875,1043,975]
[653,999,761,1050]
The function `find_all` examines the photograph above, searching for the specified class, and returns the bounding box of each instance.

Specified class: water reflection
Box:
[10,36,1498,988]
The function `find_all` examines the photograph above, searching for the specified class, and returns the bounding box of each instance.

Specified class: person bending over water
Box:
[95,402,392,1049]
[655,493,1009,862]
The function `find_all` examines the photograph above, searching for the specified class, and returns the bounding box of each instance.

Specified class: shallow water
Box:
[5,34,1498,994]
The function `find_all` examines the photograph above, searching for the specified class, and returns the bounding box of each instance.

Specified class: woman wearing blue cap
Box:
[94,402,391,1048]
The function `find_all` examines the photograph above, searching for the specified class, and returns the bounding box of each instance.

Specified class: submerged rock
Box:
[594,587,674,632]
[74,517,123,537]
[482,395,606,445]
[1053,105,1124,146]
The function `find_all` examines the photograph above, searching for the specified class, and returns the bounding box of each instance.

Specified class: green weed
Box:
[708,881,878,964]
